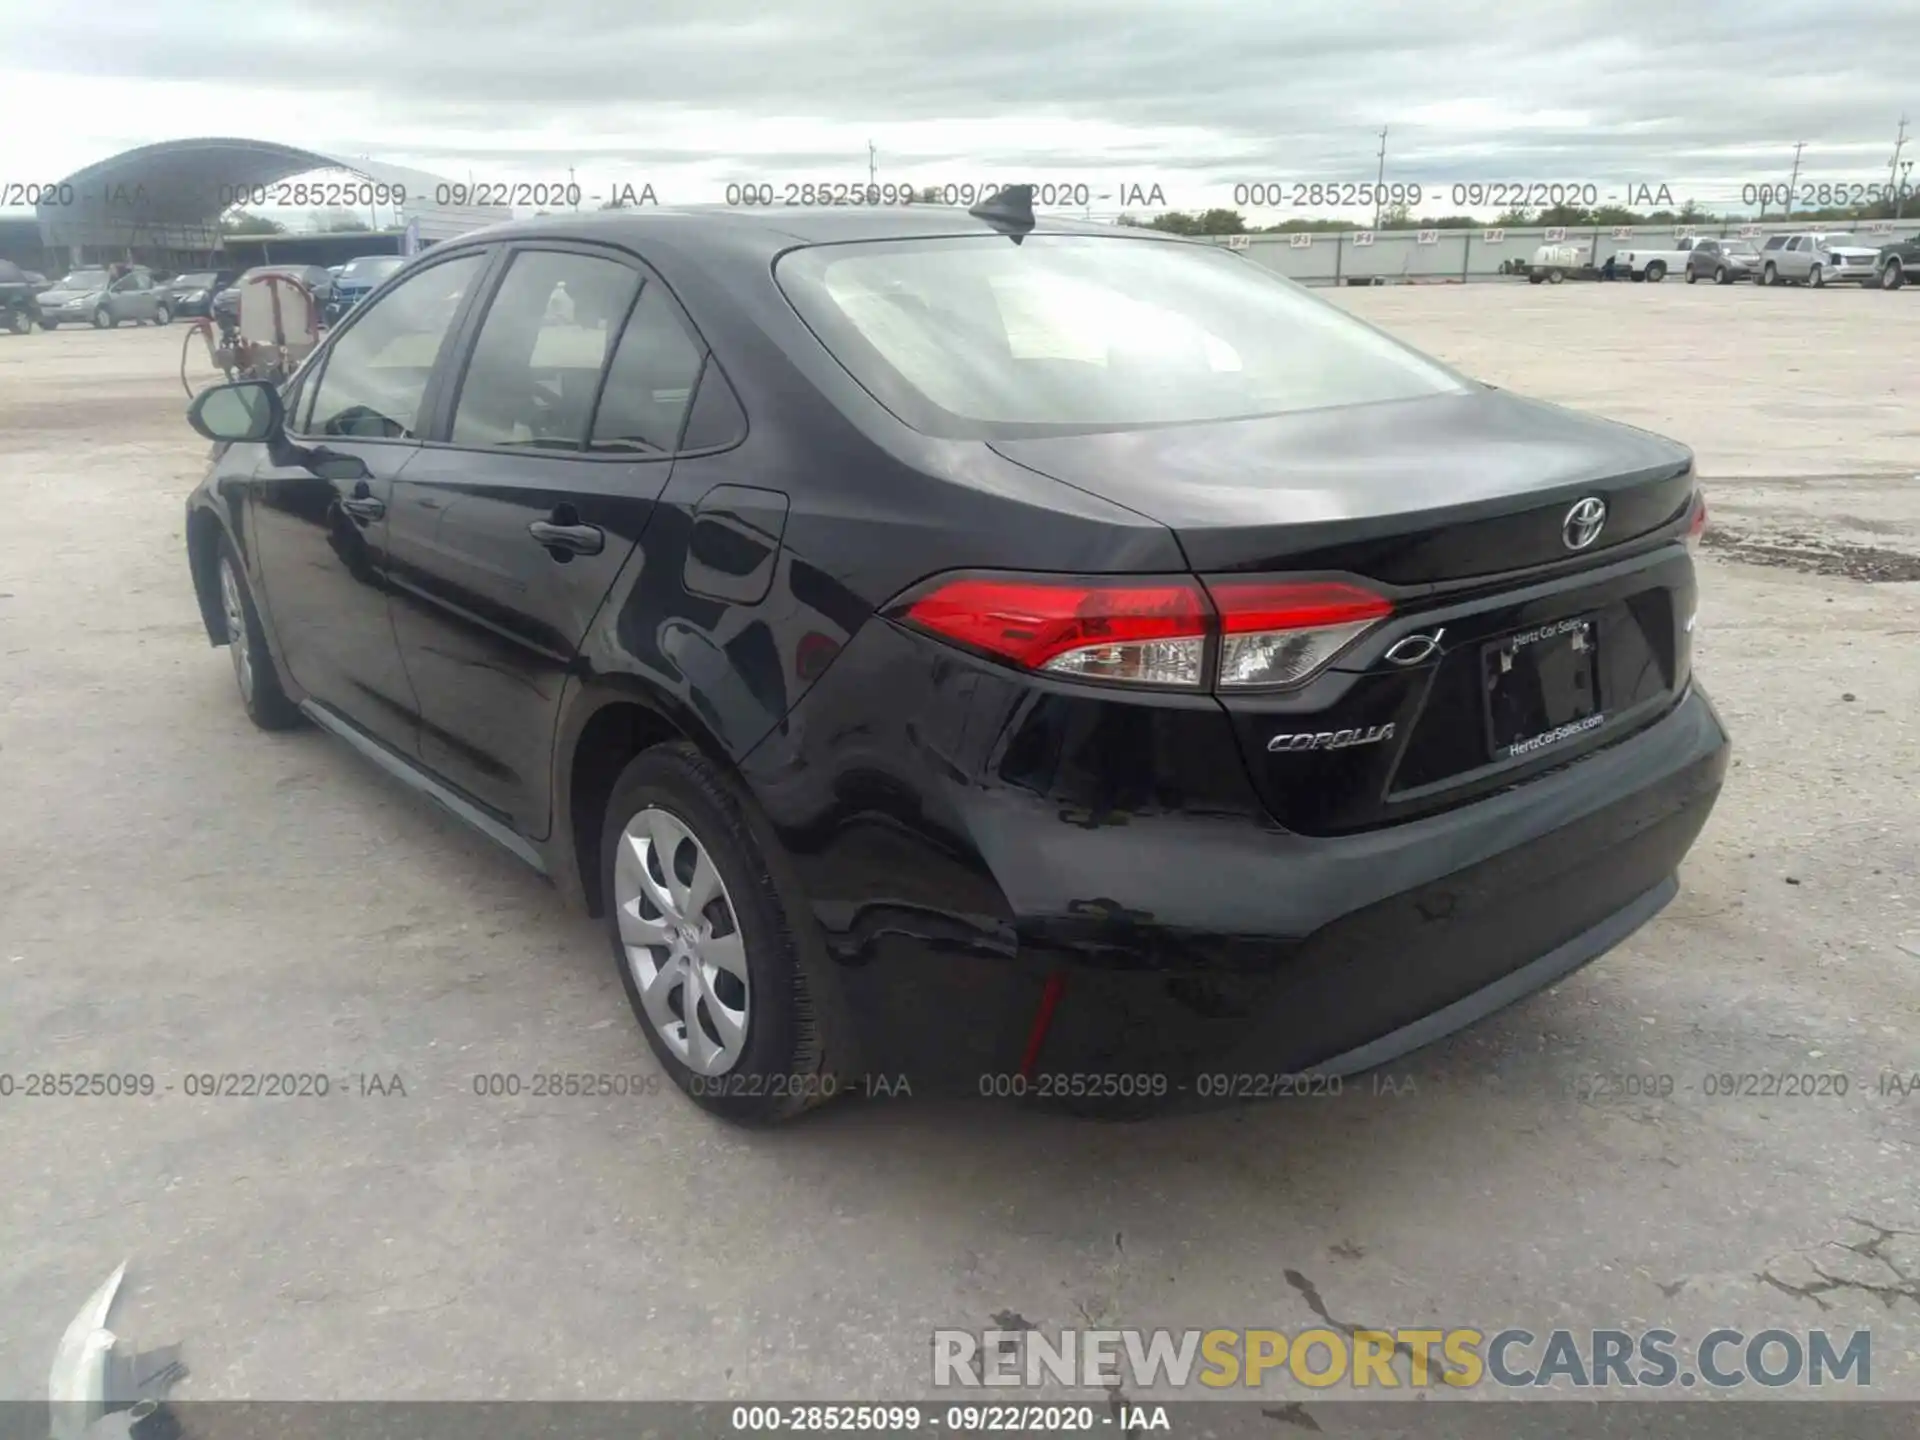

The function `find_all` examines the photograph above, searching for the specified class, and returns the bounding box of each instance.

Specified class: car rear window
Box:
[340,257,404,282]
[774,234,1468,438]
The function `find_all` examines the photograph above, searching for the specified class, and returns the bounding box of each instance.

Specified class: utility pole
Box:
[569,166,578,212]
[1890,117,1910,218]
[1785,141,1805,220]
[868,141,877,188]
[1372,125,1388,230]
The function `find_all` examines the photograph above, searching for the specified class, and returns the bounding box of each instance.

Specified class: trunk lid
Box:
[991,389,1700,834]
[988,389,1693,580]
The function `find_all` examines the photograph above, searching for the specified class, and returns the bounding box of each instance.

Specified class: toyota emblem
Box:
[1562,497,1608,551]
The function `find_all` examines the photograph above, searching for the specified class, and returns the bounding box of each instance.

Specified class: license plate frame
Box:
[1482,616,1605,761]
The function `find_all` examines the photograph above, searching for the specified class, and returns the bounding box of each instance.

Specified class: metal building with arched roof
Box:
[33,136,512,263]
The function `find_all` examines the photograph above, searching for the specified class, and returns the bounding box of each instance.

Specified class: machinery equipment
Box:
[180,270,320,396]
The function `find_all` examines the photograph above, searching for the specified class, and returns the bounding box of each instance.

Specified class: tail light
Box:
[888,575,1209,688]
[1685,491,1708,554]
[886,573,1392,692]
[1208,580,1392,690]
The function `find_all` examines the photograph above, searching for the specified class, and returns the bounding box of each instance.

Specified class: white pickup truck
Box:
[1610,237,1703,282]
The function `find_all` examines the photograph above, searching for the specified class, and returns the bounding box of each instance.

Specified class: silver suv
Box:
[1755,232,1883,288]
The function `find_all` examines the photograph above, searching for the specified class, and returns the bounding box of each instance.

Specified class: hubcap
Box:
[219,558,253,703]
[614,806,749,1075]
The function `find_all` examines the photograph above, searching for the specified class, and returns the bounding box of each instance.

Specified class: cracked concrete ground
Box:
[2,286,1917,1408]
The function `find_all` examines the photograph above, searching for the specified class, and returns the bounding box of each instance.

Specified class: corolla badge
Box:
[1562,497,1608,551]
[1267,723,1395,753]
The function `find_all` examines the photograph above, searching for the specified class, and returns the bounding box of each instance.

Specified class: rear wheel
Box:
[92,307,113,329]
[152,304,170,326]
[1882,260,1904,290]
[1645,261,1666,282]
[1685,267,1698,284]
[1810,265,1825,288]
[601,743,851,1125]
[216,539,301,730]
[6,308,30,335]
[1547,268,1565,284]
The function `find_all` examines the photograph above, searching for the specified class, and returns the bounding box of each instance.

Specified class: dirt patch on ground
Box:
[1701,525,1920,583]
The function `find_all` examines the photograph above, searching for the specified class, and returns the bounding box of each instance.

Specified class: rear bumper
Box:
[1027,691,1724,1100]
[755,624,1728,1098]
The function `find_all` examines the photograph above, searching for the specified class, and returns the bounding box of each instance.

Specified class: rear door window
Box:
[449,250,641,451]
[588,283,705,454]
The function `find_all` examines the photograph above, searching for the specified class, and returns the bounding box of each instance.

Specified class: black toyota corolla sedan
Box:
[181,195,1728,1123]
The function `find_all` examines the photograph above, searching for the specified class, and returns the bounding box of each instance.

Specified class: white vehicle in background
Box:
[1526,242,1595,284]
[1756,232,1884,287]
[1611,236,1705,282]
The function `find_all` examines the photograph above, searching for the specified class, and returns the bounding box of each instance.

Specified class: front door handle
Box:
[529,518,605,556]
[339,491,385,521]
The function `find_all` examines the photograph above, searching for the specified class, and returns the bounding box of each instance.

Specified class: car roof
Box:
[433,204,1189,264]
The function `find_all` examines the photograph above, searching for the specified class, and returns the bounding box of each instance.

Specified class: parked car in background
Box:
[1757,232,1882,287]
[212,265,336,325]
[0,259,43,334]
[1872,232,1920,290]
[1683,237,1761,284]
[37,265,172,328]
[324,253,406,323]
[166,270,236,318]
[1611,237,1705,283]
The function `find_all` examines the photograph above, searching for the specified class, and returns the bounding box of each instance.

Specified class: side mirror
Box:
[187,380,282,444]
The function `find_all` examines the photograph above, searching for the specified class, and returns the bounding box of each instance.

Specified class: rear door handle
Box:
[339,495,385,521]
[528,519,605,556]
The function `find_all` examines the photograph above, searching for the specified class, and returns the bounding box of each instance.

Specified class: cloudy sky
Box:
[3,0,1915,222]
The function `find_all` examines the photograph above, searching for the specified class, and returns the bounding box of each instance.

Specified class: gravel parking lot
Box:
[3,287,1916,1406]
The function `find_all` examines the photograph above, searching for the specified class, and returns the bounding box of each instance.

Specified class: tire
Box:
[40,320,58,330]
[1881,260,1904,291]
[1528,271,1544,284]
[92,307,113,329]
[1685,267,1698,284]
[1716,266,1732,285]
[1761,263,1778,287]
[216,538,302,731]
[6,308,30,335]
[600,742,853,1125]
[1810,266,1824,289]
[1645,261,1666,282]
[1547,268,1565,284]
[153,304,170,325]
